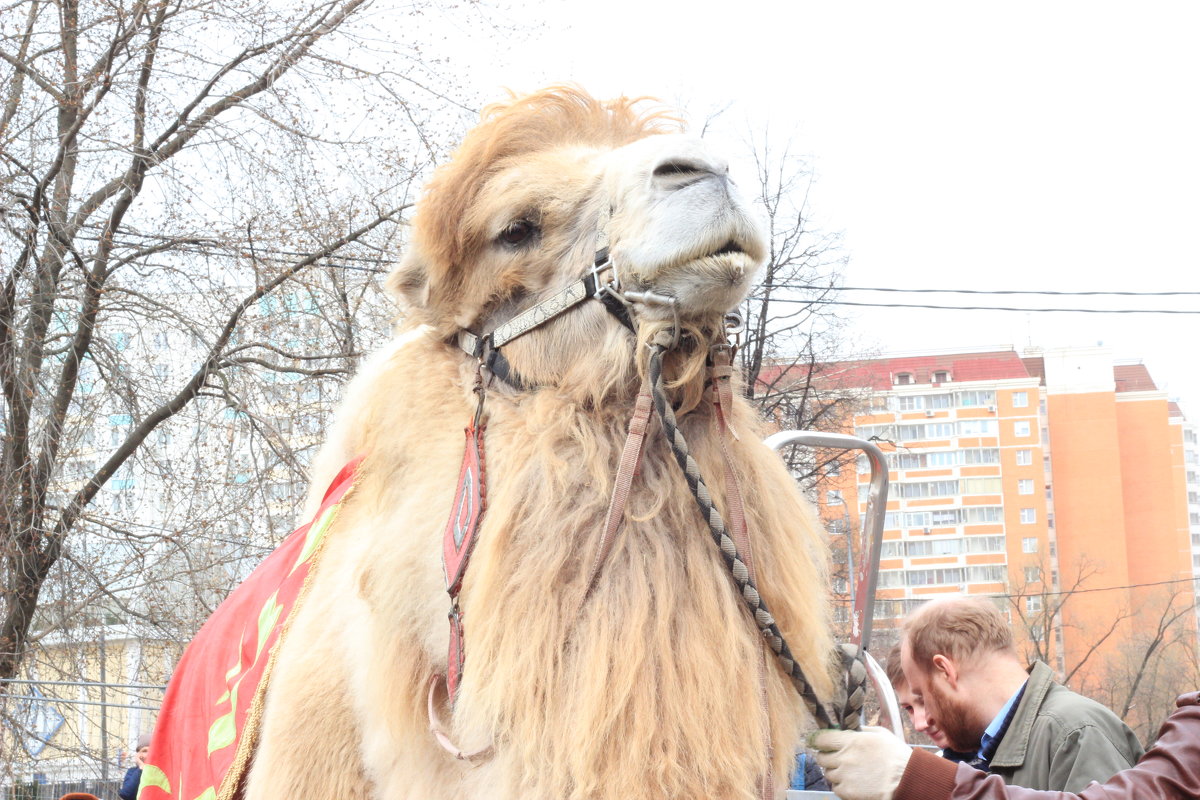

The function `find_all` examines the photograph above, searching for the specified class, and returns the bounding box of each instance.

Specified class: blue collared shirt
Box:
[979,681,1027,760]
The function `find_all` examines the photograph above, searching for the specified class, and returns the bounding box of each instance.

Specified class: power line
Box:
[771,298,1200,314]
[775,284,1200,297]
[998,575,1200,599]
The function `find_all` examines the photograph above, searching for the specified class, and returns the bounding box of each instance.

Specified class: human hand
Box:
[809,726,912,800]
[136,747,149,768]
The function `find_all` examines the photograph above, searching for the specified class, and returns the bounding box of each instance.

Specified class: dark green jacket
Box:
[988,661,1143,793]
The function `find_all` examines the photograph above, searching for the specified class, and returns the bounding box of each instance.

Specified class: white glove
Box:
[809,726,913,800]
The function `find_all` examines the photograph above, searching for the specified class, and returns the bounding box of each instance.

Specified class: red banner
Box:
[140,458,362,800]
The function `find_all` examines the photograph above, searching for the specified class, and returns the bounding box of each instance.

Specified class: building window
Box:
[1022,535,1038,552]
[895,373,913,385]
[1016,449,1033,466]
[1020,508,1037,525]
[958,419,998,436]
[927,393,953,409]
[1014,421,1031,437]
[962,448,1000,465]
[962,477,1003,495]
[957,390,996,408]
[1012,391,1028,408]
[907,567,965,586]
[898,395,924,411]
[876,570,904,589]
[933,371,950,383]
[1024,566,1040,583]
[966,535,1005,553]
[966,565,1006,582]
[1026,596,1043,613]
[1018,479,1034,495]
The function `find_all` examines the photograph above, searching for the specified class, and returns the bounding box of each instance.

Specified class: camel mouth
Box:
[624,243,758,322]
[667,239,756,274]
[708,240,744,258]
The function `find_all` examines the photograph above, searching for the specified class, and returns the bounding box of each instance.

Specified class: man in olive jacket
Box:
[812,692,1200,800]
[897,597,1142,792]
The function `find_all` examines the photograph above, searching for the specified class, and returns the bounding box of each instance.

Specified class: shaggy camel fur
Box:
[243,87,834,800]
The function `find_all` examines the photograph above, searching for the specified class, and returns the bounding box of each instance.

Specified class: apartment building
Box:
[1178,415,1200,632]
[819,345,1197,687]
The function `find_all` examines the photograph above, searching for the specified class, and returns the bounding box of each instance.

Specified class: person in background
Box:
[790,749,831,792]
[885,642,972,762]
[809,691,1200,800]
[898,597,1140,791]
[119,734,151,800]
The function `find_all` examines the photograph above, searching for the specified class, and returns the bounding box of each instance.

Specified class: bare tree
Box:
[1104,587,1196,741]
[1006,555,1135,686]
[1008,558,1199,742]
[729,131,870,490]
[0,0,455,693]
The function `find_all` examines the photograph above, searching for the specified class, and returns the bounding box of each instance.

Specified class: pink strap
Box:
[426,674,493,764]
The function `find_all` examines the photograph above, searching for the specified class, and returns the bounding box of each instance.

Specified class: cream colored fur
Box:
[244,87,833,800]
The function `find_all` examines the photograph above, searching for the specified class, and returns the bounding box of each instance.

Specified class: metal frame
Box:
[765,430,903,737]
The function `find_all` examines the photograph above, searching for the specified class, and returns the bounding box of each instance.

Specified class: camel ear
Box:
[387,250,430,311]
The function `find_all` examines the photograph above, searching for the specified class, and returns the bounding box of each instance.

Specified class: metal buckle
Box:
[724,310,744,351]
[590,256,622,301]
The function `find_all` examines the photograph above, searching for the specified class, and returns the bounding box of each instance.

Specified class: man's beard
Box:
[928,678,984,754]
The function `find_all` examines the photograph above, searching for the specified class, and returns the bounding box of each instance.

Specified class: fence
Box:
[2,678,164,799]
[2,778,121,800]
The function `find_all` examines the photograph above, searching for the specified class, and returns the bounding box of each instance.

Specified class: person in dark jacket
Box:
[810,691,1200,800]
[119,734,151,800]
[790,750,831,792]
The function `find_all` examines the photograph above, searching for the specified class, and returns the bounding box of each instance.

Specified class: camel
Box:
[243,87,835,800]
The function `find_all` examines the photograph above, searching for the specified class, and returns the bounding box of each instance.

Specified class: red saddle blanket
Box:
[139,458,362,800]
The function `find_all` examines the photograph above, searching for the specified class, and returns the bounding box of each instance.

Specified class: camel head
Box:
[389,87,767,393]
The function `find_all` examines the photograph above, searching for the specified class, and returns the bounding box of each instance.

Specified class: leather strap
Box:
[584,390,654,594]
[710,348,773,800]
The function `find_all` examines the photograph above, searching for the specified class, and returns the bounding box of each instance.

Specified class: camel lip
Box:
[664,239,755,272]
[708,240,744,258]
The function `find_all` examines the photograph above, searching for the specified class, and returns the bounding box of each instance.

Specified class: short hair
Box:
[885,642,905,688]
[904,596,1015,670]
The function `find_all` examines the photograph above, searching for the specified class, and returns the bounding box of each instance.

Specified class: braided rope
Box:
[836,643,869,732]
[646,340,843,730]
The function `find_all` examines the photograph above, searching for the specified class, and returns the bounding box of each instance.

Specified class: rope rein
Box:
[646,336,835,730]
[646,333,866,731]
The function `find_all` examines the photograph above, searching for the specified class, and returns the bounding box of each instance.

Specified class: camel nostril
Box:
[652,160,707,179]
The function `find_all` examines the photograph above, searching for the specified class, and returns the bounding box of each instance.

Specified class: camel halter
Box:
[454,244,637,389]
[432,233,869,768]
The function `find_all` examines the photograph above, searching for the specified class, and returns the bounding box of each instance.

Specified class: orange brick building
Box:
[814,345,1197,693]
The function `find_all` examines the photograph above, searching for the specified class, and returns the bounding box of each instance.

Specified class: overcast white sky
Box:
[410,1,1200,415]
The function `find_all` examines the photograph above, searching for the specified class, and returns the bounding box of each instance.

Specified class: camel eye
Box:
[498,219,538,247]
